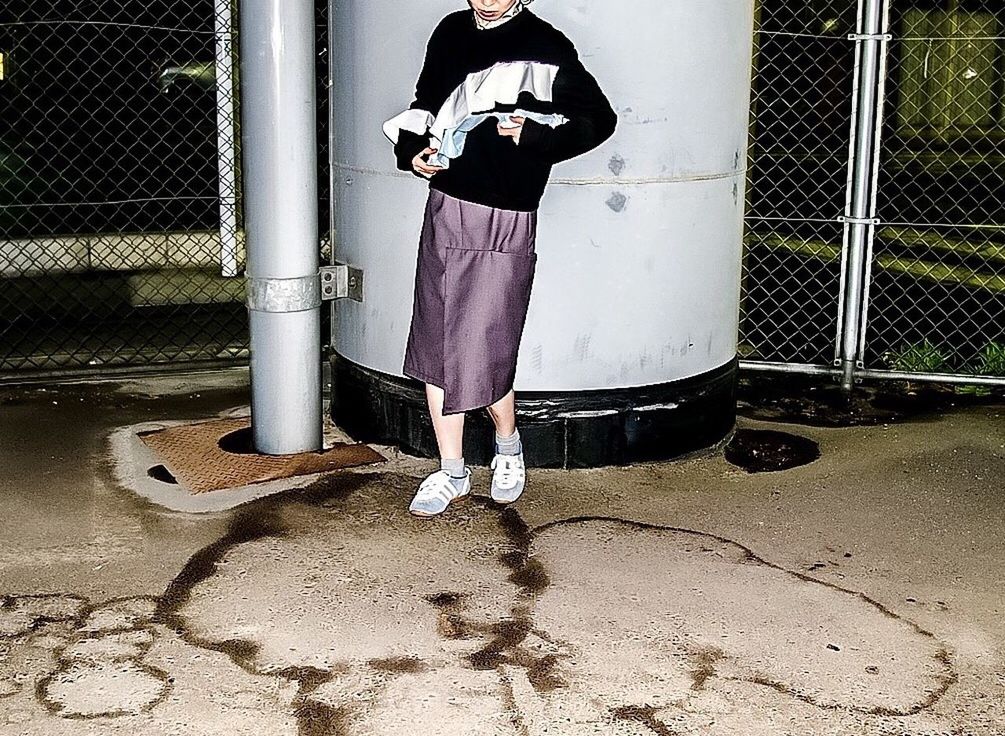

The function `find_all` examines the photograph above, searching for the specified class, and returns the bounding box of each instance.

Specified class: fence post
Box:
[239,0,322,454]
[214,0,240,278]
[836,0,889,392]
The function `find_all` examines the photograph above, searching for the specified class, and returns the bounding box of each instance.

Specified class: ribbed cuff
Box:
[517,117,549,154]
[495,429,522,456]
[395,130,430,173]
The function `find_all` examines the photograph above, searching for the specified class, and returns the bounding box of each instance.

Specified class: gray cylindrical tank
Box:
[330,0,755,467]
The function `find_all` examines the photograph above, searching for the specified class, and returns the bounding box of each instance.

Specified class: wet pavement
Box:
[0,369,1003,735]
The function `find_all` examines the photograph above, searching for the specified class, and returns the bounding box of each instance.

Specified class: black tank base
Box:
[331,355,737,469]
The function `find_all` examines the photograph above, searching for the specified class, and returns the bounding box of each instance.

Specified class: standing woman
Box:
[383,0,616,517]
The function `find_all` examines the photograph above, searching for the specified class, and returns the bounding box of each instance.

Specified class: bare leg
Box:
[425,383,465,459]
[486,389,517,438]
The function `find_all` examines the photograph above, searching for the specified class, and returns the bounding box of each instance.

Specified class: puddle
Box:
[724,428,820,473]
[737,373,1003,427]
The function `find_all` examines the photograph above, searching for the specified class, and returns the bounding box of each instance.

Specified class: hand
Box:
[497,116,525,145]
[412,147,445,178]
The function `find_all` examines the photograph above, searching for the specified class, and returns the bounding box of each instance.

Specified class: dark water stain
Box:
[157,472,378,630]
[508,558,550,594]
[424,591,476,640]
[276,666,359,736]
[611,705,678,735]
[34,659,173,720]
[154,472,378,677]
[496,669,532,736]
[42,467,955,726]
[452,506,567,691]
[533,516,957,717]
[147,464,177,484]
[368,656,428,675]
[442,612,476,640]
[424,591,466,608]
[156,504,288,627]
[724,428,820,473]
[294,700,352,736]
[689,646,724,691]
[0,594,90,640]
[737,373,1003,428]
[468,617,533,670]
[272,666,336,694]
[525,654,565,692]
[151,472,426,736]
[498,508,533,568]
[1,592,174,718]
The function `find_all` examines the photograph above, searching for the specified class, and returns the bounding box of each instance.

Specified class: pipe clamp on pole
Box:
[837,215,880,226]
[847,33,892,41]
[247,275,322,313]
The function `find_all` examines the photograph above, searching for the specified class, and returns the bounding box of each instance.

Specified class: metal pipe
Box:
[239,0,322,454]
[214,0,240,278]
[855,369,1005,387]
[837,0,888,393]
[738,360,841,377]
[833,2,866,373]
[856,7,893,368]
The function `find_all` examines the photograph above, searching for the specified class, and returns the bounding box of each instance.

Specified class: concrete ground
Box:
[0,369,1002,736]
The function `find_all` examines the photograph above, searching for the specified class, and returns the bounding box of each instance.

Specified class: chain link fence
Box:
[0,0,331,379]
[2,0,1001,387]
[741,0,1005,386]
[864,0,1005,381]
[742,0,858,368]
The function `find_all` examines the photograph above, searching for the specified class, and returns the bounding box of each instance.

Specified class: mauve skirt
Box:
[403,189,538,415]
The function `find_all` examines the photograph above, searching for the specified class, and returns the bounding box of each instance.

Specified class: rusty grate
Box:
[139,418,384,493]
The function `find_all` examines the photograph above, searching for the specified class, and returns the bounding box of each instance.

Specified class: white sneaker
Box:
[490,453,526,504]
[409,469,470,517]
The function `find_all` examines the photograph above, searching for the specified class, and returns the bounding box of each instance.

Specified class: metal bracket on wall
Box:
[320,264,364,302]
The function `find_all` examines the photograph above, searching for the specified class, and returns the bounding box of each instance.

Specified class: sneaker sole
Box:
[409,491,470,518]
[490,488,524,505]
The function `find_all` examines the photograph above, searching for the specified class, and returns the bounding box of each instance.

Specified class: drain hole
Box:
[147,465,178,484]
[218,427,256,455]
[724,429,820,473]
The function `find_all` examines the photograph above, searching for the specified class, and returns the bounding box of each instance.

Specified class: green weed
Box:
[883,339,949,373]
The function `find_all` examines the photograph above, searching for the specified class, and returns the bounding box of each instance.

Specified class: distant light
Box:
[822,18,840,34]
[0,52,5,81]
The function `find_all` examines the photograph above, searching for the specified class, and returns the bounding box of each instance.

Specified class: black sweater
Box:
[394,10,617,212]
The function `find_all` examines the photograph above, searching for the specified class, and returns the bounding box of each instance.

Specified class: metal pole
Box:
[239,0,322,454]
[856,5,892,372]
[837,0,887,393]
[214,0,240,278]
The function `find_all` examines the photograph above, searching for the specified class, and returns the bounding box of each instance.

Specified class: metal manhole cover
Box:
[139,418,385,493]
